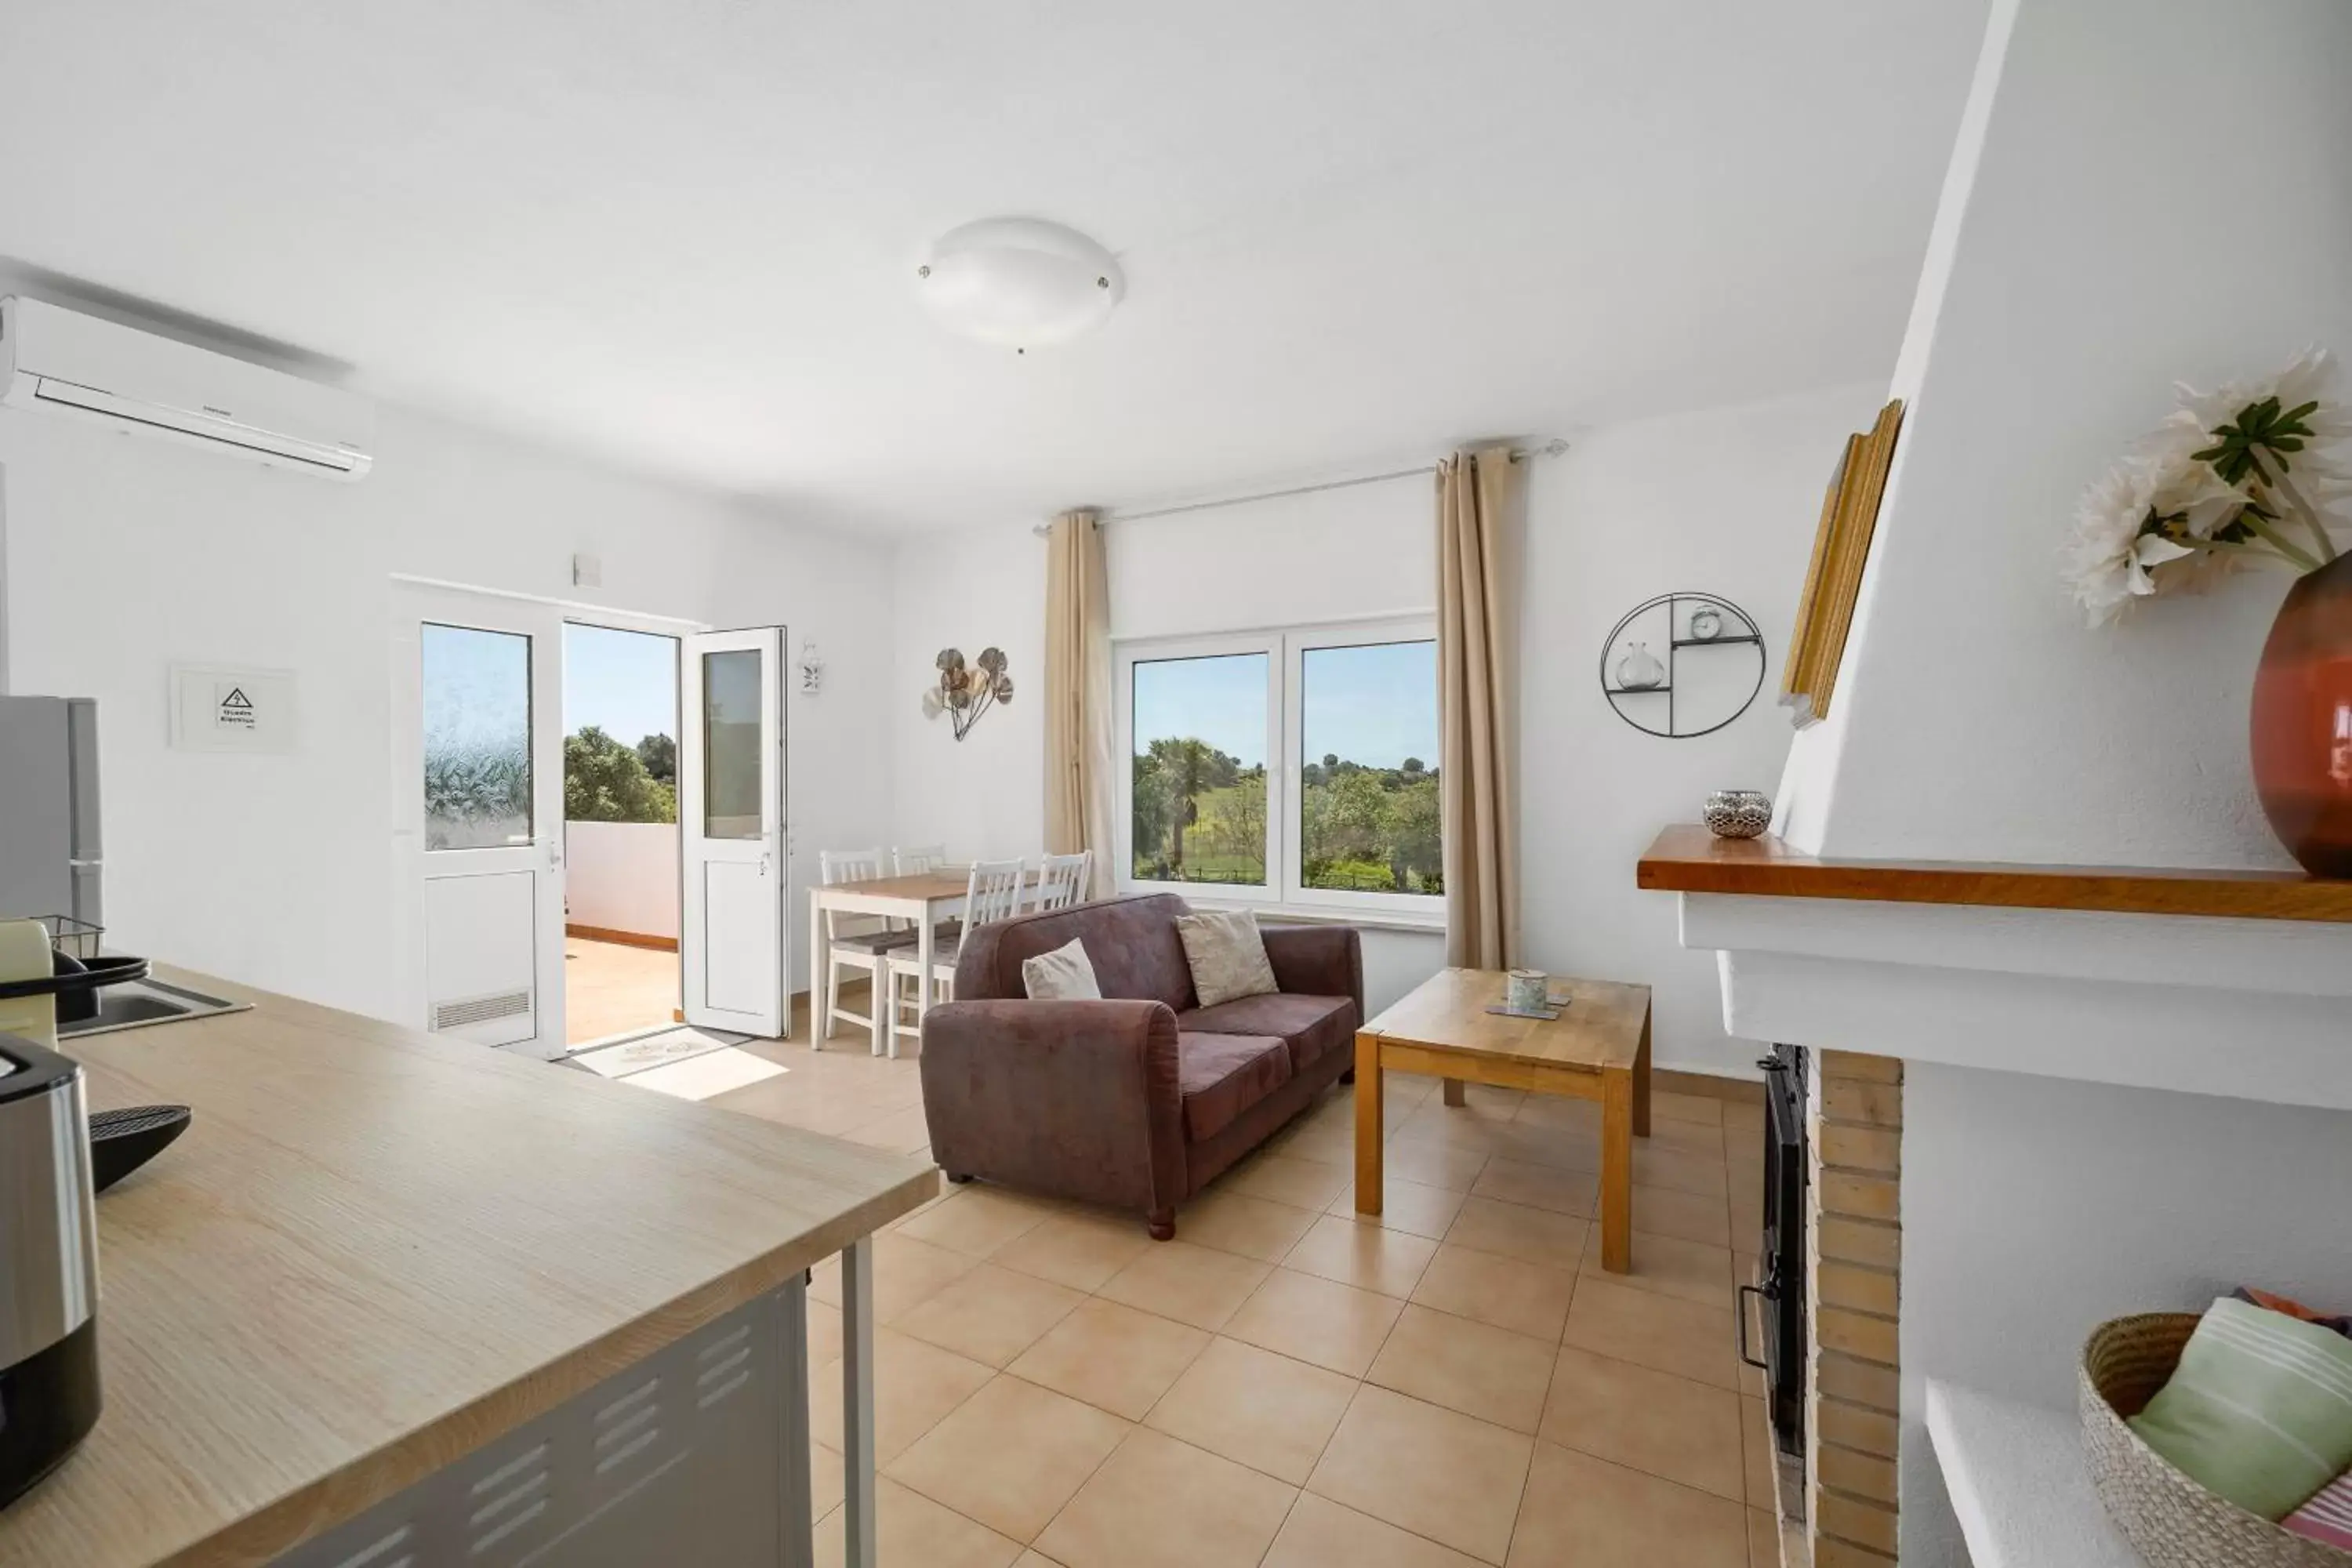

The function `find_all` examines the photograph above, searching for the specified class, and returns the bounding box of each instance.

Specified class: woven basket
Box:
[2080,1312,2352,1568]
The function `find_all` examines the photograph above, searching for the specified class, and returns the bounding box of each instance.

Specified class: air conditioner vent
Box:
[434,989,532,1032]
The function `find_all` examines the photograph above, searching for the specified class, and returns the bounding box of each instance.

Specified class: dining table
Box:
[808,869,973,1057]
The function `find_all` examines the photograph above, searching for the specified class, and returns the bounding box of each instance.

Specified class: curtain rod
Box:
[1032,438,1570,535]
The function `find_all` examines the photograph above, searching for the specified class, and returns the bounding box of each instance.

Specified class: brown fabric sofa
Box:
[918,893,1363,1240]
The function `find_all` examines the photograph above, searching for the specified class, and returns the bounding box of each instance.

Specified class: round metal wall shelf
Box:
[1599,592,1766,738]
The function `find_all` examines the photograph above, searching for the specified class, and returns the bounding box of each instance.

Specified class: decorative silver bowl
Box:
[1703,789,1773,839]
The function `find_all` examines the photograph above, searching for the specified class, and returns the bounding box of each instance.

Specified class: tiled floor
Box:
[562,934,679,1044]
[707,1020,1776,1568]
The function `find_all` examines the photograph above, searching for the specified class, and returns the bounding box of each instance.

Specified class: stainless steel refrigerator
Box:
[0,697,102,930]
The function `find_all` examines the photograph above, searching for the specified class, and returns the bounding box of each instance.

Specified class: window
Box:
[1117,620,1441,916]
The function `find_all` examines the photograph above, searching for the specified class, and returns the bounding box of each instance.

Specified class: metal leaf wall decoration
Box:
[923,647,1014,741]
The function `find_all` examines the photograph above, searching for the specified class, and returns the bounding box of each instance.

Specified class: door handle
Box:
[1737,1283,1773,1371]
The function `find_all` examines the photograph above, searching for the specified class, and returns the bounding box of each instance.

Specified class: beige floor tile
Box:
[1725,1127,1765,1170]
[1144,1335,1357,1486]
[809,1327,995,1463]
[812,1441,844,1516]
[1507,1443,1749,1568]
[1013,1555,1064,1568]
[1723,1100,1766,1134]
[1281,1214,1439,1300]
[991,1210,1153,1294]
[1388,1102,1512,1154]
[1332,1174,1471,1240]
[1007,1298,1210,1420]
[1484,1120,1603,1174]
[1379,1138,1493,1192]
[1097,1240,1272,1332]
[886,1375,1130,1543]
[1561,1276,1744,1393]
[895,1262,1089,1368]
[1307,1384,1534,1565]
[811,1476,1025,1568]
[1224,1152,1352,1210]
[1741,1395,1774,1509]
[811,1232,982,1323]
[1650,1090,1726,1127]
[1634,1142,1730,1199]
[1581,1228,1733,1309]
[1443,1196,1589,1271]
[1470,1156,1598,1218]
[1180,1189,1323,1262]
[1262,1494,1483,1568]
[1225,1266,1405,1377]
[1033,1428,1297,1568]
[839,1103,938,1154]
[808,1296,845,1368]
[1634,1182,1733,1249]
[1512,1094,1602,1134]
[1646,1115,1727,1159]
[895,1185,1057,1258]
[1540,1345,1746,1501]
[1747,1506,1779,1568]
[1367,1304,1558,1434]
[1409,1243,1577,1342]
[1271,1119,1358,1167]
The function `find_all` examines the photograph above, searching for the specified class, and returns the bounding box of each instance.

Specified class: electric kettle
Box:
[0,1034,101,1511]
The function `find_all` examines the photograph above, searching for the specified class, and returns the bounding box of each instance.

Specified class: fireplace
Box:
[1747,1042,1808,1457]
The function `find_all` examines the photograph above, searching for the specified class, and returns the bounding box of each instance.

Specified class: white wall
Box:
[1900,1065,2352,1568]
[1778,0,2352,869]
[1522,384,1882,1076]
[563,821,680,942]
[0,396,896,1022]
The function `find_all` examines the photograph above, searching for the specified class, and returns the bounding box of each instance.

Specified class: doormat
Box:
[570,1026,744,1079]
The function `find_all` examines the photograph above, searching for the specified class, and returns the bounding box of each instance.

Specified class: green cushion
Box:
[2130,1296,2352,1521]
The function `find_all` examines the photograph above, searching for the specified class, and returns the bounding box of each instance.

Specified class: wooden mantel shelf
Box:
[1638,824,2352,924]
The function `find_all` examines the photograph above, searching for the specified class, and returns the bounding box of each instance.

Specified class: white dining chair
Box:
[817,847,907,1052]
[885,858,1026,1051]
[1032,850,1091,913]
[894,844,949,876]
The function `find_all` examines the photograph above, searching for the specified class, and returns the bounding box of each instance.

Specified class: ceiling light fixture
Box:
[916,217,1123,352]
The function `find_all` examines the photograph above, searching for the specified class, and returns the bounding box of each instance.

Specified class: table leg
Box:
[808,891,828,1049]
[779,1274,815,1568]
[1600,1065,1634,1273]
[841,1236,877,1568]
[1354,1032,1385,1215]
[1633,1004,1653,1139]
[1442,1078,1466,1108]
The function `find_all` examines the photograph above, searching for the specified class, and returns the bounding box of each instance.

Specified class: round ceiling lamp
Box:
[916,217,1123,350]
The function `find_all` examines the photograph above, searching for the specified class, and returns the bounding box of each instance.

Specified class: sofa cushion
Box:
[1178,1031,1293,1143]
[1179,993,1359,1074]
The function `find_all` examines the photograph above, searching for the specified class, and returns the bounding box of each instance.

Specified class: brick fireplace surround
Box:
[1806,1049,1904,1566]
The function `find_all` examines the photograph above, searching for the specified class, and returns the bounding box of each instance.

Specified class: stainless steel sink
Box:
[57,976,249,1038]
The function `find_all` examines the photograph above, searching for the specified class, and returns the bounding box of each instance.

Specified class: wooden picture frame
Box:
[1782,397,1903,727]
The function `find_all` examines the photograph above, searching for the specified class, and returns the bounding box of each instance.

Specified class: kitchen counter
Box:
[0,970,936,1567]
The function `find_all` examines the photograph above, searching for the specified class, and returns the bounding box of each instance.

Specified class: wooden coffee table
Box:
[1355,967,1653,1272]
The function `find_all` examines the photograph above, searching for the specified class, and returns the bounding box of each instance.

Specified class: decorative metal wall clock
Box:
[1599,593,1766,738]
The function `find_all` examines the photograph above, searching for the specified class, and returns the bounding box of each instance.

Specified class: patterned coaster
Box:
[1485,996,1573,1021]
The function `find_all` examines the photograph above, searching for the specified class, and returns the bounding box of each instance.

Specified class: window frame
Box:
[1114,616,1443,921]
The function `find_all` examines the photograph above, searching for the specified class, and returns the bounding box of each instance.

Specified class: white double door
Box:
[393,585,792,1054]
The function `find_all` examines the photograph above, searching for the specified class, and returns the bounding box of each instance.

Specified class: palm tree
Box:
[1147,736,1223,877]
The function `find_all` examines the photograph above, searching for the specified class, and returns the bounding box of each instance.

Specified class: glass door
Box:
[392,585,568,1056]
[680,627,789,1036]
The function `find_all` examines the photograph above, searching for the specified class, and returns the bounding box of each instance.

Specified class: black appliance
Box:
[1742,1043,1808,1457]
[0,1035,103,1511]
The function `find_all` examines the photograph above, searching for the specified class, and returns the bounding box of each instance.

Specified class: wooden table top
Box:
[1361,967,1651,1073]
[0,969,936,1568]
[818,870,975,901]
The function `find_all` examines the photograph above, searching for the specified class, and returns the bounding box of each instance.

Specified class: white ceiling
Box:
[4,1,1985,532]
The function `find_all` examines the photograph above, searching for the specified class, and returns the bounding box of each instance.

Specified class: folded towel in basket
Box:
[2285,1470,2352,1552]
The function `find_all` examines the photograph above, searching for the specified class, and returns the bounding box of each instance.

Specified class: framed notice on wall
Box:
[1783,397,1904,728]
[169,664,299,753]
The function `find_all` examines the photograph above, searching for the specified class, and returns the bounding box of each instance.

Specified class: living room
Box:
[3,3,2350,1568]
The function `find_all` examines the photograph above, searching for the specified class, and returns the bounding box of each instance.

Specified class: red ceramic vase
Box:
[2251,552,2352,877]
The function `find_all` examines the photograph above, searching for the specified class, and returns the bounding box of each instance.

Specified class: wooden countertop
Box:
[0,971,937,1568]
[1637,824,2352,923]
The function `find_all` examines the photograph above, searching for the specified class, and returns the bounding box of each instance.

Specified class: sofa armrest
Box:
[917,998,1187,1218]
[1261,924,1365,1024]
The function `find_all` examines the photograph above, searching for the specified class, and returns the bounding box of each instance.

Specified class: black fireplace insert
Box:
[1743,1042,1808,1457]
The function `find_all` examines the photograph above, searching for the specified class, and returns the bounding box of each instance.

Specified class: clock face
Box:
[1690,608,1723,641]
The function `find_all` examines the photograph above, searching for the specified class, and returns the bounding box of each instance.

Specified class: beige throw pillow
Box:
[1022,937,1102,1000]
[1174,909,1279,1009]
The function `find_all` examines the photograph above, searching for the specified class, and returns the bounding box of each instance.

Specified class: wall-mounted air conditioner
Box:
[0,296,373,480]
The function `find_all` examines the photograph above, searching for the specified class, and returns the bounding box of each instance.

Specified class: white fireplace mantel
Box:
[1641,828,2352,1112]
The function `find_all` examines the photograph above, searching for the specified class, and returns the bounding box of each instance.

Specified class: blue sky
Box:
[564,623,678,743]
[1132,641,1436,768]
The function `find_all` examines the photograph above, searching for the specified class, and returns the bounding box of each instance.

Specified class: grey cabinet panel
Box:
[280,1292,793,1568]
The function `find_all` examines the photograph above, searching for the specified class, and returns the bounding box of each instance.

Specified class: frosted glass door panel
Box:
[701,650,764,840]
[423,623,535,851]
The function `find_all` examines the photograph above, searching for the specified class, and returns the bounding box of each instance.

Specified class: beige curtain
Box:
[1044,509,1115,896]
[1438,447,1523,970]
